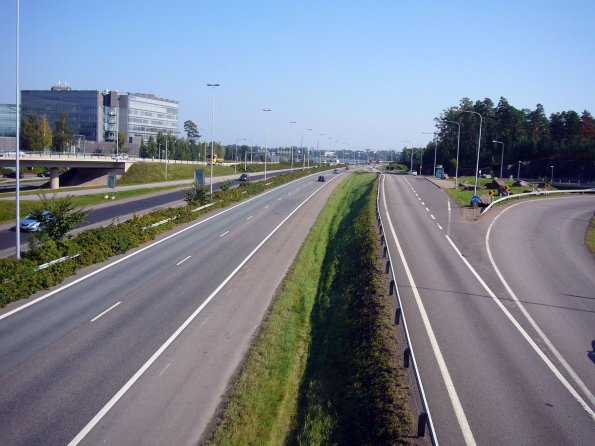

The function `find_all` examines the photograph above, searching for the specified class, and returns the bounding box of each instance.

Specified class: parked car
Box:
[19,211,52,232]
[318,175,325,182]
[239,173,249,181]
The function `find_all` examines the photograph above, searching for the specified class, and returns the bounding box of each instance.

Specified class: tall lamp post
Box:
[263,109,271,179]
[15,0,21,258]
[423,131,438,178]
[401,140,413,172]
[493,140,505,178]
[289,121,296,172]
[550,165,554,183]
[456,109,483,196]
[444,120,461,187]
[207,83,220,195]
[235,138,246,174]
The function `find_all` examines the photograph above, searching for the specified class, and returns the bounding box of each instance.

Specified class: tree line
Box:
[398,97,594,179]
[20,112,74,152]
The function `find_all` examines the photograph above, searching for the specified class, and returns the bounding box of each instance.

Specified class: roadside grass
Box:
[0,185,181,223]
[586,217,595,255]
[445,176,548,207]
[117,161,295,185]
[209,172,410,445]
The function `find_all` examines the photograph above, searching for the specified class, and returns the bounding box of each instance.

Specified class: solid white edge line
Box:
[176,256,191,266]
[68,174,338,445]
[90,302,121,322]
[444,234,595,420]
[0,173,312,322]
[382,177,476,445]
[485,201,595,411]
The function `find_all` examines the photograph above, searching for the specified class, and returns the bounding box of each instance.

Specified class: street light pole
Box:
[235,138,245,175]
[423,131,438,178]
[263,109,271,180]
[207,83,220,195]
[518,161,522,180]
[457,109,483,196]
[550,165,554,183]
[289,121,296,172]
[493,140,505,178]
[15,0,21,258]
[444,120,461,187]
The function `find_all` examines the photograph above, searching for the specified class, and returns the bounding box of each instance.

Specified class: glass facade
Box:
[0,104,17,137]
[125,93,179,141]
[21,90,101,141]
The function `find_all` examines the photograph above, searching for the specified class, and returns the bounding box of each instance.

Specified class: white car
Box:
[409,170,418,175]
[111,153,129,160]
[1,150,25,158]
[19,211,52,232]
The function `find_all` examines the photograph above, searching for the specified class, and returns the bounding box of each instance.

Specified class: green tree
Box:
[29,195,89,242]
[20,112,43,151]
[184,120,201,141]
[52,113,73,152]
[184,181,209,206]
[117,131,128,153]
[40,115,53,149]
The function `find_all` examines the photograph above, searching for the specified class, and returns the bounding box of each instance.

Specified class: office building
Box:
[0,104,17,137]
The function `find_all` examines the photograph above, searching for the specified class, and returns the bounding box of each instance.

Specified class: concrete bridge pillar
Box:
[49,167,60,189]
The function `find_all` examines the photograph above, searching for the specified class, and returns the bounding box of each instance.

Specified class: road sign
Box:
[194,169,205,185]
[472,195,480,204]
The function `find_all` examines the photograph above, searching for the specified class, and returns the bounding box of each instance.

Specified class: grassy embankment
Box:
[586,218,595,255]
[209,172,410,445]
[445,175,549,206]
[0,162,298,223]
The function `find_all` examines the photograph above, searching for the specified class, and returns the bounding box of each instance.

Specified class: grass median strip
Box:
[208,172,410,445]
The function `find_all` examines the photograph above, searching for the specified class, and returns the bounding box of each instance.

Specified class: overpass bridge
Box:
[0,152,198,189]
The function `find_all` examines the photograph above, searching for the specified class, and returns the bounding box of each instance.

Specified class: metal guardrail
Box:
[376,180,438,444]
[481,188,595,214]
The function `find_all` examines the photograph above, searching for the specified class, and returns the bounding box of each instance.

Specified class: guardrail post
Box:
[385,260,390,273]
[379,225,383,235]
[404,347,411,368]
[389,279,395,295]
[383,246,388,258]
[395,307,401,324]
[417,412,428,437]
[380,234,385,246]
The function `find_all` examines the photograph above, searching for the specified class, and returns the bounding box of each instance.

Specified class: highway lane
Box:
[483,197,595,411]
[0,171,346,445]
[0,169,289,254]
[380,174,594,445]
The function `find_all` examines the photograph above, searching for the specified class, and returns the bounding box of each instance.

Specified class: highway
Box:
[380,174,594,445]
[0,171,346,445]
[0,170,288,255]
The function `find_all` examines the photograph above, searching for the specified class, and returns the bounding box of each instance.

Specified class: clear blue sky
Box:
[1,0,593,151]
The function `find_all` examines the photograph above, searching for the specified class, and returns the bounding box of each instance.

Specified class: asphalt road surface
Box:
[0,170,288,255]
[0,171,347,445]
[380,174,594,445]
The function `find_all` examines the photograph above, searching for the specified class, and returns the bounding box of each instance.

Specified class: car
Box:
[409,170,418,175]
[37,171,51,178]
[239,173,249,181]
[0,150,25,158]
[333,168,339,174]
[4,171,24,179]
[345,166,349,170]
[318,175,325,182]
[19,211,51,232]
[111,153,129,160]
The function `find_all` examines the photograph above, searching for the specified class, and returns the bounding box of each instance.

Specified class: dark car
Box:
[37,171,51,178]
[4,171,24,179]
[239,173,249,181]
[318,175,325,182]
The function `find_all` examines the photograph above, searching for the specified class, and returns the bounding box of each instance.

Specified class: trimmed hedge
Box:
[0,167,329,308]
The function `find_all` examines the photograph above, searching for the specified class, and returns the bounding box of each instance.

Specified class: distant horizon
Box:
[1,1,593,151]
